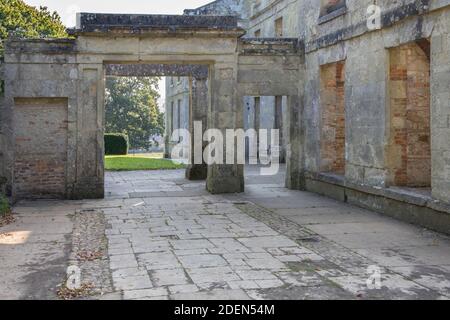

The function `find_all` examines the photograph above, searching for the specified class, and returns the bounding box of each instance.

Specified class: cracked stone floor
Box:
[1,165,450,300]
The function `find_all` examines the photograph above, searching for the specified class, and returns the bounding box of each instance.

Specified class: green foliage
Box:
[105,133,129,155]
[0,0,67,56]
[105,77,164,150]
[105,155,185,171]
[0,194,9,216]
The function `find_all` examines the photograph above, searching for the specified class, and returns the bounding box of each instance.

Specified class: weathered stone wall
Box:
[2,40,79,201]
[237,38,302,188]
[4,14,269,199]
[13,98,68,199]
[2,5,450,231]
[298,0,450,204]
[171,1,297,163]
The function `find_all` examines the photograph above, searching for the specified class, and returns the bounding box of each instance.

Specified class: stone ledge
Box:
[304,172,450,235]
[306,171,448,211]
[69,13,245,36]
[306,172,434,206]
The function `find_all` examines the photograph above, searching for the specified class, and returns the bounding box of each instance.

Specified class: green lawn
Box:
[105,155,185,171]
[0,194,9,216]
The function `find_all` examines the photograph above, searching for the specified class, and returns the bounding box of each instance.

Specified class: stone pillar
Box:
[164,97,171,159]
[186,77,208,180]
[286,95,305,190]
[206,65,244,194]
[72,65,105,199]
[431,29,450,203]
[275,96,286,163]
[254,96,261,160]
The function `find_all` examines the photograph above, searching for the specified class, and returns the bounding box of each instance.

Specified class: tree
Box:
[105,76,164,150]
[0,0,67,57]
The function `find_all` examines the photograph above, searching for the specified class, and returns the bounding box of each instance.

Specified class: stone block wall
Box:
[429,4,450,203]
[245,0,300,38]
[297,0,450,207]
[1,39,93,201]
[13,98,68,199]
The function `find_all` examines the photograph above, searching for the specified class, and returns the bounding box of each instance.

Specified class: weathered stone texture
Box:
[186,78,208,180]
[2,1,450,232]
[294,0,450,229]
[13,98,68,199]
[388,42,431,187]
[4,15,292,200]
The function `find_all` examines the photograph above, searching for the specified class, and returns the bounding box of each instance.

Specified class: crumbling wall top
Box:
[69,13,245,36]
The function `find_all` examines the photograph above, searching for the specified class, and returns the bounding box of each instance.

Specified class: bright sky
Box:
[24,0,213,27]
[23,0,214,109]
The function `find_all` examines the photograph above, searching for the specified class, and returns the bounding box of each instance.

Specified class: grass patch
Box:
[0,194,9,217]
[105,155,185,171]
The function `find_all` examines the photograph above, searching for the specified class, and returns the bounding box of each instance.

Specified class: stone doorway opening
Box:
[104,63,209,198]
[387,40,431,191]
[319,60,346,177]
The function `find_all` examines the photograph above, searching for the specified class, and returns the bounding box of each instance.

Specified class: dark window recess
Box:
[321,0,346,16]
[319,0,347,24]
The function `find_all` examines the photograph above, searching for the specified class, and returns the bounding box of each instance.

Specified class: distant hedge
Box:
[105,133,129,155]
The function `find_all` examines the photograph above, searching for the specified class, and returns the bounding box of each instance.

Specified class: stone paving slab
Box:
[1,167,450,300]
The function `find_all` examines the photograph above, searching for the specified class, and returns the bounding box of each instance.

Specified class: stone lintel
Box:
[105,64,209,79]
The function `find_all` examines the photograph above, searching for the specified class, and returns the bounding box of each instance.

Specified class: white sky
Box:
[24,0,214,109]
[24,0,213,27]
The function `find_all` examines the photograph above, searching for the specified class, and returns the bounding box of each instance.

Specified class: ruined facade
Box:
[1,0,450,234]
[0,13,301,200]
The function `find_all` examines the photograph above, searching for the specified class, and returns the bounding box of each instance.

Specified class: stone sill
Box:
[318,6,348,25]
[307,171,450,215]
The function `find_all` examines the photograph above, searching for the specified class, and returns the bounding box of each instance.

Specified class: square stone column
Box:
[275,96,286,164]
[286,95,305,190]
[72,65,105,199]
[206,65,244,194]
[186,77,208,180]
[431,31,450,203]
